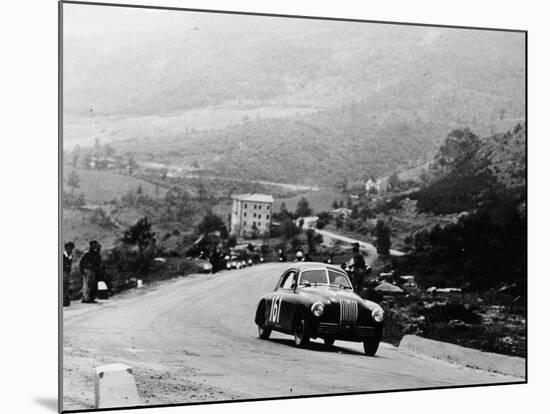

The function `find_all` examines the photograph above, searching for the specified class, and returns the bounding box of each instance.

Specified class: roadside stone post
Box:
[94,363,141,409]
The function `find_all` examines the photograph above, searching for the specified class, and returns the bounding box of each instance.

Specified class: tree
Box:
[121,217,157,273]
[122,217,156,252]
[251,222,259,239]
[71,145,81,168]
[227,234,237,248]
[128,154,137,175]
[332,200,339,209]
[104,143,116,158]
[93,138,102,156]
[280,219,300,240]
[296,197,312,217]
[196,212,228,237]
[375,219,391,257]
[388,172,401,192]
[83,153,92,169]
[306,229,323,254]
[290,237,302,251]
[67,170,80,194]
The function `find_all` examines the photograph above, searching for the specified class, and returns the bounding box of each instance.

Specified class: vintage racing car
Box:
[255,262,384,356]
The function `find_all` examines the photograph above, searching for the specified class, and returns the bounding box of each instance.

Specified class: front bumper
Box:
[314,321,383,342]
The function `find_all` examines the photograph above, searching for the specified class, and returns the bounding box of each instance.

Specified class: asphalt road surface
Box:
[63,263,522,410]
[315,228,404,257]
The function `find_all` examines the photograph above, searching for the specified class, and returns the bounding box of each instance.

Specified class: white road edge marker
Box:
[94,363,142,409]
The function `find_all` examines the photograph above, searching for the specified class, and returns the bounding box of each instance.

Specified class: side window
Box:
[280,271,297,289]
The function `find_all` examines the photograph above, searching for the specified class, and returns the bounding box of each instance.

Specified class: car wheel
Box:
[258,323,272,340]
[363,338,380,356]
[323,337,335,347]
[293,310,310,347]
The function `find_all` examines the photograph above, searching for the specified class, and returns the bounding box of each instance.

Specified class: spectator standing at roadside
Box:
[294,250,305,262]
[350,242,367,293]
[79,240,102,303]
[63,242,75,307]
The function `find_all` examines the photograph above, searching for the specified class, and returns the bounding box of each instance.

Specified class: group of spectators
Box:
[62,240,370,306]
[63,240,103,307]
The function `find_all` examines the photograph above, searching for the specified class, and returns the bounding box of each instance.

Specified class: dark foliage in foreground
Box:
[393,203,526,297]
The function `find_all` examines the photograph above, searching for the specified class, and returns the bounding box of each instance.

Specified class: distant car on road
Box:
[181,257,213,274]
[254,262,384,356]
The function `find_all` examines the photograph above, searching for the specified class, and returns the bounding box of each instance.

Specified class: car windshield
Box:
[298,268,353,289]
[328,270,352,289]
[299,269,328,286]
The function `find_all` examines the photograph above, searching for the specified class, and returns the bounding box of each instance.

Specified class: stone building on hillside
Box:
[230,194,274,238]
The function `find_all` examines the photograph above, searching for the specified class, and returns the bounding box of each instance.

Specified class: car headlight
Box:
[311,302,325,317]
[372,307,384,323]
[203,264,212,270]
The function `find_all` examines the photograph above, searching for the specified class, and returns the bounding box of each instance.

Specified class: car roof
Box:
[285,261,347,274]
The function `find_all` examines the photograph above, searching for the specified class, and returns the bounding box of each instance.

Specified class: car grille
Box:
[317,322,375,340]
[317,322,338,336]
[339,299,358,332]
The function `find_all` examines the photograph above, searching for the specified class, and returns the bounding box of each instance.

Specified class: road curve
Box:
[63,263,521,410]
[315,229,404,257]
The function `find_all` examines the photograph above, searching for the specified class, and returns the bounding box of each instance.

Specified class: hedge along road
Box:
[62,263,522,410]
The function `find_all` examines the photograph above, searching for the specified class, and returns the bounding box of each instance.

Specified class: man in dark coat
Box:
[79,240,102,303]
[63,242,75,307]
[350,243,367,294]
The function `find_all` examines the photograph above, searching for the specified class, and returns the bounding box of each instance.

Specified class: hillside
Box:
[64,7,525,186]
[411,124,526,215]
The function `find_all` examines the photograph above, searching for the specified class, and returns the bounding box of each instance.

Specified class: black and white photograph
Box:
[60,1,526,412]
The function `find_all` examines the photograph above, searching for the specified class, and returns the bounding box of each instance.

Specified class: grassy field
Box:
[63,168,166,204]
[63,208,120,249]
[273,189,343,215]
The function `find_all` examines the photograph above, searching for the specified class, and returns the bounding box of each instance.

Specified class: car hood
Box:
[298,286,380,310]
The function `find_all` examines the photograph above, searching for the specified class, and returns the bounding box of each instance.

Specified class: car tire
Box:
[256,302,271,340]
[293,310,310,347]
[363,338,380,356]
[323,337,335,347]
[258,323,272,340]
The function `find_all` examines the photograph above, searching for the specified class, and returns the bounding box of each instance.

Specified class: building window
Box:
[258,214,261,219]
[244,212,247,217]
[267,205,270,210]
[244,221,247,226]
[258,205,262,210]
[266,214,270,220]
[244,203,247,208]
[254,205,257,209]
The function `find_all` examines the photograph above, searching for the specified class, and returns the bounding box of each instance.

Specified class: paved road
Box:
[63,263,521,410]
[315,228,404,257]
